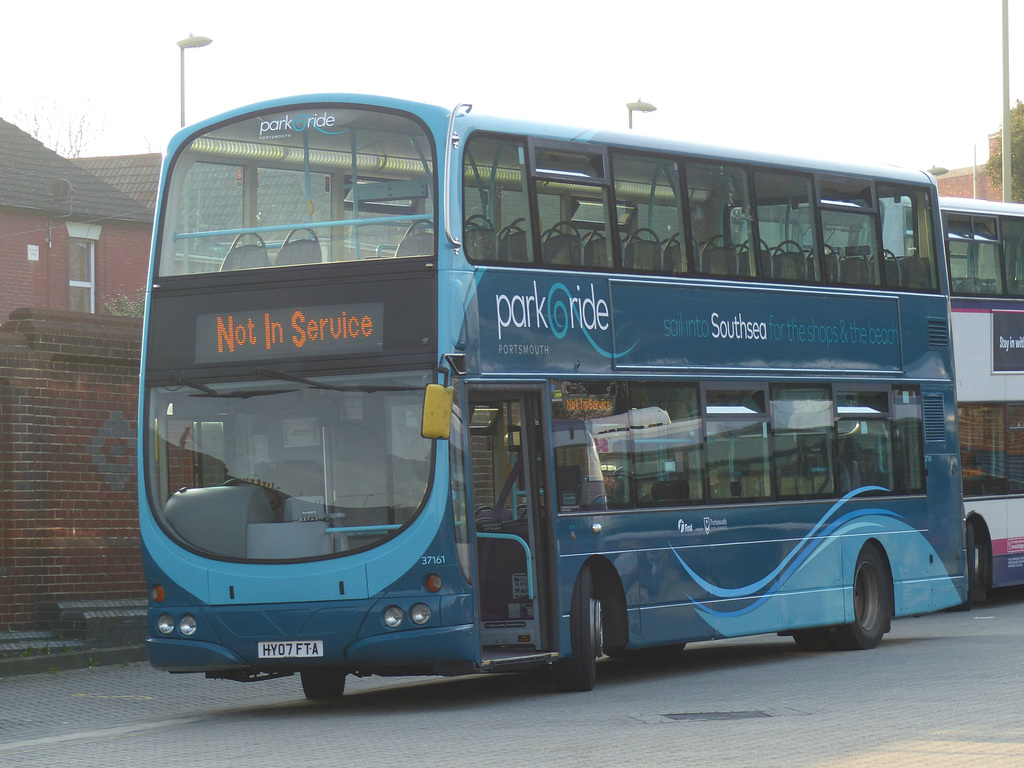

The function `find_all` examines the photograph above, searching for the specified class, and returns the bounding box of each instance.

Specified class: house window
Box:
[69,238,95,313]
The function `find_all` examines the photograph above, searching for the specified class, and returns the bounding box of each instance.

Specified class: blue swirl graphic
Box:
[669,487,899,618]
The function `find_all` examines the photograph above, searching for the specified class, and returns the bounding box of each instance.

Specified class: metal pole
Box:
[1003,0,1012,202]
[180,46,186,127]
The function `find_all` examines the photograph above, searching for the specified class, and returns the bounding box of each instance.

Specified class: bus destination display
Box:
[195,302,384,363]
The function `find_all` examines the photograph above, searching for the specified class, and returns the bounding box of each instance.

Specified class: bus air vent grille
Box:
[922,395,946,443]
[927,318,949,347]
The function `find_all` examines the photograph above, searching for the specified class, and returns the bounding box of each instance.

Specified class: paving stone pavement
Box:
[1,588,1023,767]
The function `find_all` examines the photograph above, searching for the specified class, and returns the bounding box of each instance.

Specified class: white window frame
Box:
[68,238,96,313]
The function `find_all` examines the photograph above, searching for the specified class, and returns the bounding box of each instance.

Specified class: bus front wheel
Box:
[830,545,892,651]
[557,565,603,692]
[300,668,347,701]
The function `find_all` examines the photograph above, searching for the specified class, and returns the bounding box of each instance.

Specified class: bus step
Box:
[481,650,557,670]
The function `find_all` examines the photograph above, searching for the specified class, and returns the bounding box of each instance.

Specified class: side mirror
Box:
[421,384,454,439]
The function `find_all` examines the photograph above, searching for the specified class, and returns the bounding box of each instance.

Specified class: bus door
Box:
[466,390,556,663]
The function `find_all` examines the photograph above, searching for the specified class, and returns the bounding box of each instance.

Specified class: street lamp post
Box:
[178,33,213,127]
[626,99,657,129]
[1002,0,1012,202]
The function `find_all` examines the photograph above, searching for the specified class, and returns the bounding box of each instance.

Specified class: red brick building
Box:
[0,119,153,324]
[0,121,155,650]
[936,133,1004,202]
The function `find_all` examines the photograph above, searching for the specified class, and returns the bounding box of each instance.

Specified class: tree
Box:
[11,98,102,159]
[984,99,1024,203]
[103,290,146,318]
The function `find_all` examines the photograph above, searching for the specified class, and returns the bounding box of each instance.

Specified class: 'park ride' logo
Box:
[258,112,345,139]
[494,280,621,357]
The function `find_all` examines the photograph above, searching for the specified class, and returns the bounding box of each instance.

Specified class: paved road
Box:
[2,588,1024,767]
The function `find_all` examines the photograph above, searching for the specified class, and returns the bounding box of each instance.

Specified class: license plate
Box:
[257,640,324,659]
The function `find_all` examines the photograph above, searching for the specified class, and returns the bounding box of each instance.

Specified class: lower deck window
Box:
[959,402,1024,497]
[552,380,927,512]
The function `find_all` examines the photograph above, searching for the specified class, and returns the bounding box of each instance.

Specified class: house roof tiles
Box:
[73,153,162,213]
[0,118,152,224]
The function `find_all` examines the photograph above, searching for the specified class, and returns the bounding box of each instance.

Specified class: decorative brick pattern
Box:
[0,310,145,632]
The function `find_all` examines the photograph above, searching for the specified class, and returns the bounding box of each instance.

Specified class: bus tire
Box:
[967,519,990,606]
[300,668,347,700]
[557,565,603,692]
[830,545,892,651]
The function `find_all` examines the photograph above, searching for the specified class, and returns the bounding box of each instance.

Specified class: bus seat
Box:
[463,215,497,261]
[221,233,270,271]
[772,250,806,281]
[883,257,901,288]
[497,218,529,263]
[623,229,662,272]
[898,256,931,290]
[583,231,610,268]
[275,228,322,266]
[663,234,685,274]
[702,246,738,276]
[651,476,690,505]
[541,222,582,266]
[395,221,435,257]
[818,251,839,284]
[839,256,872,286]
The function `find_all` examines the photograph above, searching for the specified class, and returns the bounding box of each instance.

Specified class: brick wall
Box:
[0,309,144,630]
[937,167,1003,201]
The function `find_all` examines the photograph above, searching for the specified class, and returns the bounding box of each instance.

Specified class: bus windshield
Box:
[145,369,434,561]
[158,105,435,276]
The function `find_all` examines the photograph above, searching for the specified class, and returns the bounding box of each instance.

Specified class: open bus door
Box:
[465,388,558,670]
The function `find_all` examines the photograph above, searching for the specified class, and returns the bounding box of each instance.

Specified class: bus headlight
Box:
[179,614,198,636]
[410,603,431,625]
[157,614,175,635]
[383,606,404,628]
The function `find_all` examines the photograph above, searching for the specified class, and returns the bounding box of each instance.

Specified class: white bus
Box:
[943,197,1024,602]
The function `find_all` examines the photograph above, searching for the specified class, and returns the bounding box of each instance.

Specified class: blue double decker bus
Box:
[139,95,966,697]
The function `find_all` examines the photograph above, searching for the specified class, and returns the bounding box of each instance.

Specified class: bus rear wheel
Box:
[830,545,891,651]
[300,668,347,700]
[557,565,603,692]
[967,519,991,607]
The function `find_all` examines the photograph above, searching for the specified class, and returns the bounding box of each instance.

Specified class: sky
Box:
[1,0,1021,175]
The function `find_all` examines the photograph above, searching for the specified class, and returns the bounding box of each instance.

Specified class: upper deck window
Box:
[753,171,818,284]
[158,106,435,276]
[818,177,881,289]
[460,132,940,294]
[946,212,1006,296]
[611,152,686,274]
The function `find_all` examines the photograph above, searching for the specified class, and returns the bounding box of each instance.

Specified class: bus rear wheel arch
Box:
[830,542,893,651]
[791,542,893,652]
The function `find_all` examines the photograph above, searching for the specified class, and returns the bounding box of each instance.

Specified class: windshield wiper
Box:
[255,367,420,393]
[173,375,217,395]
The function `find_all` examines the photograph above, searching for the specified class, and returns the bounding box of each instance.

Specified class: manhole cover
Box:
[663,711,770,722]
